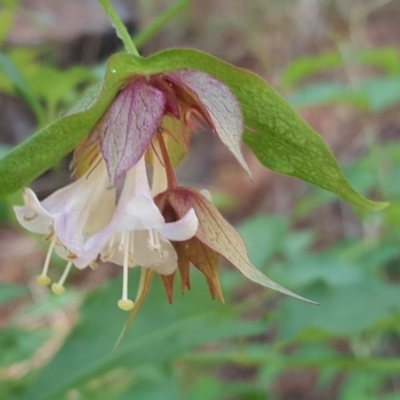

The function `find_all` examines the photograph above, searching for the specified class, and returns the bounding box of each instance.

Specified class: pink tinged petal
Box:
[100,79,166,186]
[151,142,168,196]
[54,161,116,261]
[54,244,69,261]
[155,79,181,119]
[74,158,165,267]
[165,69,252,178]
[110,157,165,231]
[99,232,126,266]
[134,231,178,275]
[148,76,180,119]
[159,208,198,241]
[13,188,54,234]
[163,90,180,118]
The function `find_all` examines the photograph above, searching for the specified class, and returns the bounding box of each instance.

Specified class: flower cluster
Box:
[14,68,310,314]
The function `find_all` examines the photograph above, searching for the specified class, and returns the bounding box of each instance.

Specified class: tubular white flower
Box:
[13,160,115,286]
[76,157,198,270]
[73,156,198,310]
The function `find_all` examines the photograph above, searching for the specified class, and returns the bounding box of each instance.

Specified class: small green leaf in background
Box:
[288,82,369,109]
[281,51,343,88]
[359,47,400,76]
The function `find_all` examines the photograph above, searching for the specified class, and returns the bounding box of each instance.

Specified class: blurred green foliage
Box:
[1,2,400,400]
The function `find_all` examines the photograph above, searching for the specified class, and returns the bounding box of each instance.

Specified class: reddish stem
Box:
[157,133,178,188]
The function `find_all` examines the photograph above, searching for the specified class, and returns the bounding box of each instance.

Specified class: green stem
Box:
[98,0,139,56]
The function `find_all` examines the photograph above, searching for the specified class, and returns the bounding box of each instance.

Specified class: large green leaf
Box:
[0,49,386,210]
[23,272,265,400]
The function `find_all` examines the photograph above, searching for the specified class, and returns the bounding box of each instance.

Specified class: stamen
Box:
[23,212,38,222]
[85,155,102,180]
[118,231,134,311]
[101,234,116,261]
[128,233,135,267]
[36,234,57,286]
[148,229,161,253]
[119,231,126,251]
[51,261,73,295]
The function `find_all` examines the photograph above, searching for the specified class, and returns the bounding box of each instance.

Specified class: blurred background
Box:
[1,0,400,399]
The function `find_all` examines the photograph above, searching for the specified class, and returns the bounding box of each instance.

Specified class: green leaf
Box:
[281,51,343,88]
[140,49,387,211]
[288,82,369,109]
[0,49,386,211]
[0,57,131,198]
[359,47,400,75]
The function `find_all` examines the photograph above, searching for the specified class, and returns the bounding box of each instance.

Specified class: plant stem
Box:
[98,0,139,56]
[157,134,178,188]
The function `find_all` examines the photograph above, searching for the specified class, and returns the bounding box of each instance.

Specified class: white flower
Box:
[72,156,198,310]
[13,160,115,292]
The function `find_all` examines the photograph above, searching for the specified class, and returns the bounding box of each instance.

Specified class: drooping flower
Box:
[13,159,115,292]
[70,156,198,310]
[14,65,310,321]
[154,185,316,305]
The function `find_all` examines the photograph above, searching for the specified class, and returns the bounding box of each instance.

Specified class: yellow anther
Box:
[118,299,134,311]
[51,283,65,295]
[36,275,51,286]
[52,261,73,295]
[37,233,57,287]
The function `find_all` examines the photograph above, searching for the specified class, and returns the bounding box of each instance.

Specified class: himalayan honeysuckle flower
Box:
[14,66,314,319]
[14,160,115,293]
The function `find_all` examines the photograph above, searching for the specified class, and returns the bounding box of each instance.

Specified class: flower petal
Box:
[111,157,165,231]
[13,188,54,234]
[134,231,178,275]
[158,208,198,241]
[74,158,165,267]
[100,78,166,186]
[165,69,252,178]
[54,161,115,263]
[162,187,317,304]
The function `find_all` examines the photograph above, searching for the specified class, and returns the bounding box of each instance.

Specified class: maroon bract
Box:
[89,69,251,186]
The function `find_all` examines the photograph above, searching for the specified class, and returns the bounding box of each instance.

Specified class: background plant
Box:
[1,0,400,399]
